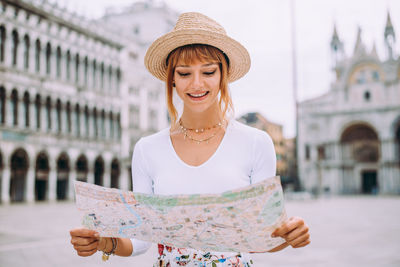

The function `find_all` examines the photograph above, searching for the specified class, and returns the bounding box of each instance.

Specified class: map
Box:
[74,176,287,253]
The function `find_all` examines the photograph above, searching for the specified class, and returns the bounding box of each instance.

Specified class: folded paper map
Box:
[74,176,287,252]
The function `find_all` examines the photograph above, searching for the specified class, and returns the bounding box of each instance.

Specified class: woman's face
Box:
[173,59,221,114]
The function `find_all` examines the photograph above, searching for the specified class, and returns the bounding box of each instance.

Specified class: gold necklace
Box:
[179,119,223,133]
[179,119,224,144]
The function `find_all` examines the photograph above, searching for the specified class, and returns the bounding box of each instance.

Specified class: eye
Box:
[177,72,190,77]
[203,70,216,76]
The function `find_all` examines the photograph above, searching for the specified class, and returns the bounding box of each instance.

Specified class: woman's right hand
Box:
[70,228,101,257]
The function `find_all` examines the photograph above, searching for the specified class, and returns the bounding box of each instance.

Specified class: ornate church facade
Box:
[0,0,175,203]
[297,13,400,195]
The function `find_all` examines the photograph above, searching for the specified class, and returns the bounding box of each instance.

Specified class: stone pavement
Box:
[0,196,399,267]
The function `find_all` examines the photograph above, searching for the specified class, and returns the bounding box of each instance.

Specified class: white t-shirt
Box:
[130,119,277,256]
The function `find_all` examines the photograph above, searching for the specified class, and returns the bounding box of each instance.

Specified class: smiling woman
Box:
[69,11,310,267]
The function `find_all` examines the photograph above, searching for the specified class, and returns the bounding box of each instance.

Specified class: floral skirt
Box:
[154,244,254,267]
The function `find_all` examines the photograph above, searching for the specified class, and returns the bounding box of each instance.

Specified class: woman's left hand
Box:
[272,216,310,248]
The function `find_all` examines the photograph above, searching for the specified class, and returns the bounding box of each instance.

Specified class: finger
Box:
[70,228,99,238]
[71,237,98,246]
[77,248,98,257]
[285,224,309,242]
[74,241,99,252]
[293,239,311,248]
[289,233,310,248]
[273,217,304,237]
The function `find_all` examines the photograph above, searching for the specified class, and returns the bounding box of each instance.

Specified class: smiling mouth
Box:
[187,91,209,98]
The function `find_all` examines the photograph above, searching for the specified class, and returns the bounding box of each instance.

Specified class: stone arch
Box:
[35,39,41,73]
[76,154,88,182]
[393,117,400,163]
[45,42,51,75]
[56,152,69,200]
[340,123,380,162]
[0,149,3,202]
[94,156,104,186]
[56,98,62,133]
[56,46,61,78]
[35,151,49,201]
[110,158,120,189]
[340,123,380,194]
[34,94,41,129]
[10,148,29,202]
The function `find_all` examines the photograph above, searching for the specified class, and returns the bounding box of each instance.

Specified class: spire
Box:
[330,23,345,65]
[370,41,379,58]
[354,26,366,56]
[384,11,396,59]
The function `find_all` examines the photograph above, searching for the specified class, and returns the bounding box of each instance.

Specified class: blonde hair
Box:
[165,44,233,126]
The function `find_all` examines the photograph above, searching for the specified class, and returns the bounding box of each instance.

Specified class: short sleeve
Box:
[250,131,277,184]
[130,139,152,256]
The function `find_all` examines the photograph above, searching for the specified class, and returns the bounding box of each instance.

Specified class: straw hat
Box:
[144,12,251,83]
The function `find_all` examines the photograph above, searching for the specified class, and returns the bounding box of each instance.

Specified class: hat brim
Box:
[144,29,251,83]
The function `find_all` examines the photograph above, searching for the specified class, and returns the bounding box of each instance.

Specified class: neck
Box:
[180,104,223,130]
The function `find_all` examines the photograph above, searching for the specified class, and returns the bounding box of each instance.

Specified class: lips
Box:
[187,91,209,101]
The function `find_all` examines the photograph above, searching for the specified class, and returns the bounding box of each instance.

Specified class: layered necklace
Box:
[179,119,224,144]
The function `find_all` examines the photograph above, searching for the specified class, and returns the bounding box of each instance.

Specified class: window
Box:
[11,30,18,66]
[101,110,105,138]
[305,144,310,160]
[109,112,114,139]
[75,104,80,136]
[93,108,98,138]
[56,100,61,132]
[84,106,89,136]
[11,90,18,126]
[356,71,366,84]
[108,66,112,91]
[35,39,40,73]
[56,47,61,78]
[116,68,121,92]
[35,95,41,129]
[45,97,51,130]
[66,102,71,133]
[130,106,139,128]
[23,92,29,127]
[364,91,371,101]
[23,35,29,70]
[317,145,325,160]
[100,62,104,89]
[92,60,97,88]
[75,54,80,84]
[84,57,88,86]
[0,87,5,124]
[0,26,5,62]
[45,43,51,75]
[66,50,71,80]
[372,71,379,82]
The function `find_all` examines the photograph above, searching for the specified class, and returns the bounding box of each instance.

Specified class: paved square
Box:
[0,196,399,266]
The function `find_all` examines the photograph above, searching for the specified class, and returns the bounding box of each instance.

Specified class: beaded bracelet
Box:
[101,237,118,261]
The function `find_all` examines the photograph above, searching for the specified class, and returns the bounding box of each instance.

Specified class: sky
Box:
[59,0,400,138]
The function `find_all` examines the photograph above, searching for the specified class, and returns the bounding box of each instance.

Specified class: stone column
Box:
[103,159,111,188]
[48,157,57,201]
[4,30,12,67]
[87,161,94,184]
[6,92,13,127]
[18,97,24,129]
[40,43,47,77]
[68,165,76,200]
[80,108,86,138]
[1,164,10,204]
[120,165,130,191]
[26,160,35,203]
[29,98,36,130]
[29,40,35,74]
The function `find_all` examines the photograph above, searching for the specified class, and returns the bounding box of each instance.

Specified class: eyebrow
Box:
[176,63,218,68]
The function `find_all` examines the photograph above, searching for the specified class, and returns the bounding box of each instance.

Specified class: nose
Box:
[191,71,204,89]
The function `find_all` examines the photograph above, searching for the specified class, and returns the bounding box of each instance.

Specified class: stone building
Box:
[0,0,173,203]
[297,13,400,195]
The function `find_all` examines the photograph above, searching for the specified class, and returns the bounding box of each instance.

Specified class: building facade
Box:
[297,13,400,195]
[0,0,173,203]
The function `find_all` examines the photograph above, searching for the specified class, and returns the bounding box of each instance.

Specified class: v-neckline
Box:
[168,120,231,168]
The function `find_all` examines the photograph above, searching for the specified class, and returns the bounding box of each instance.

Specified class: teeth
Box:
[189,92,208,97]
